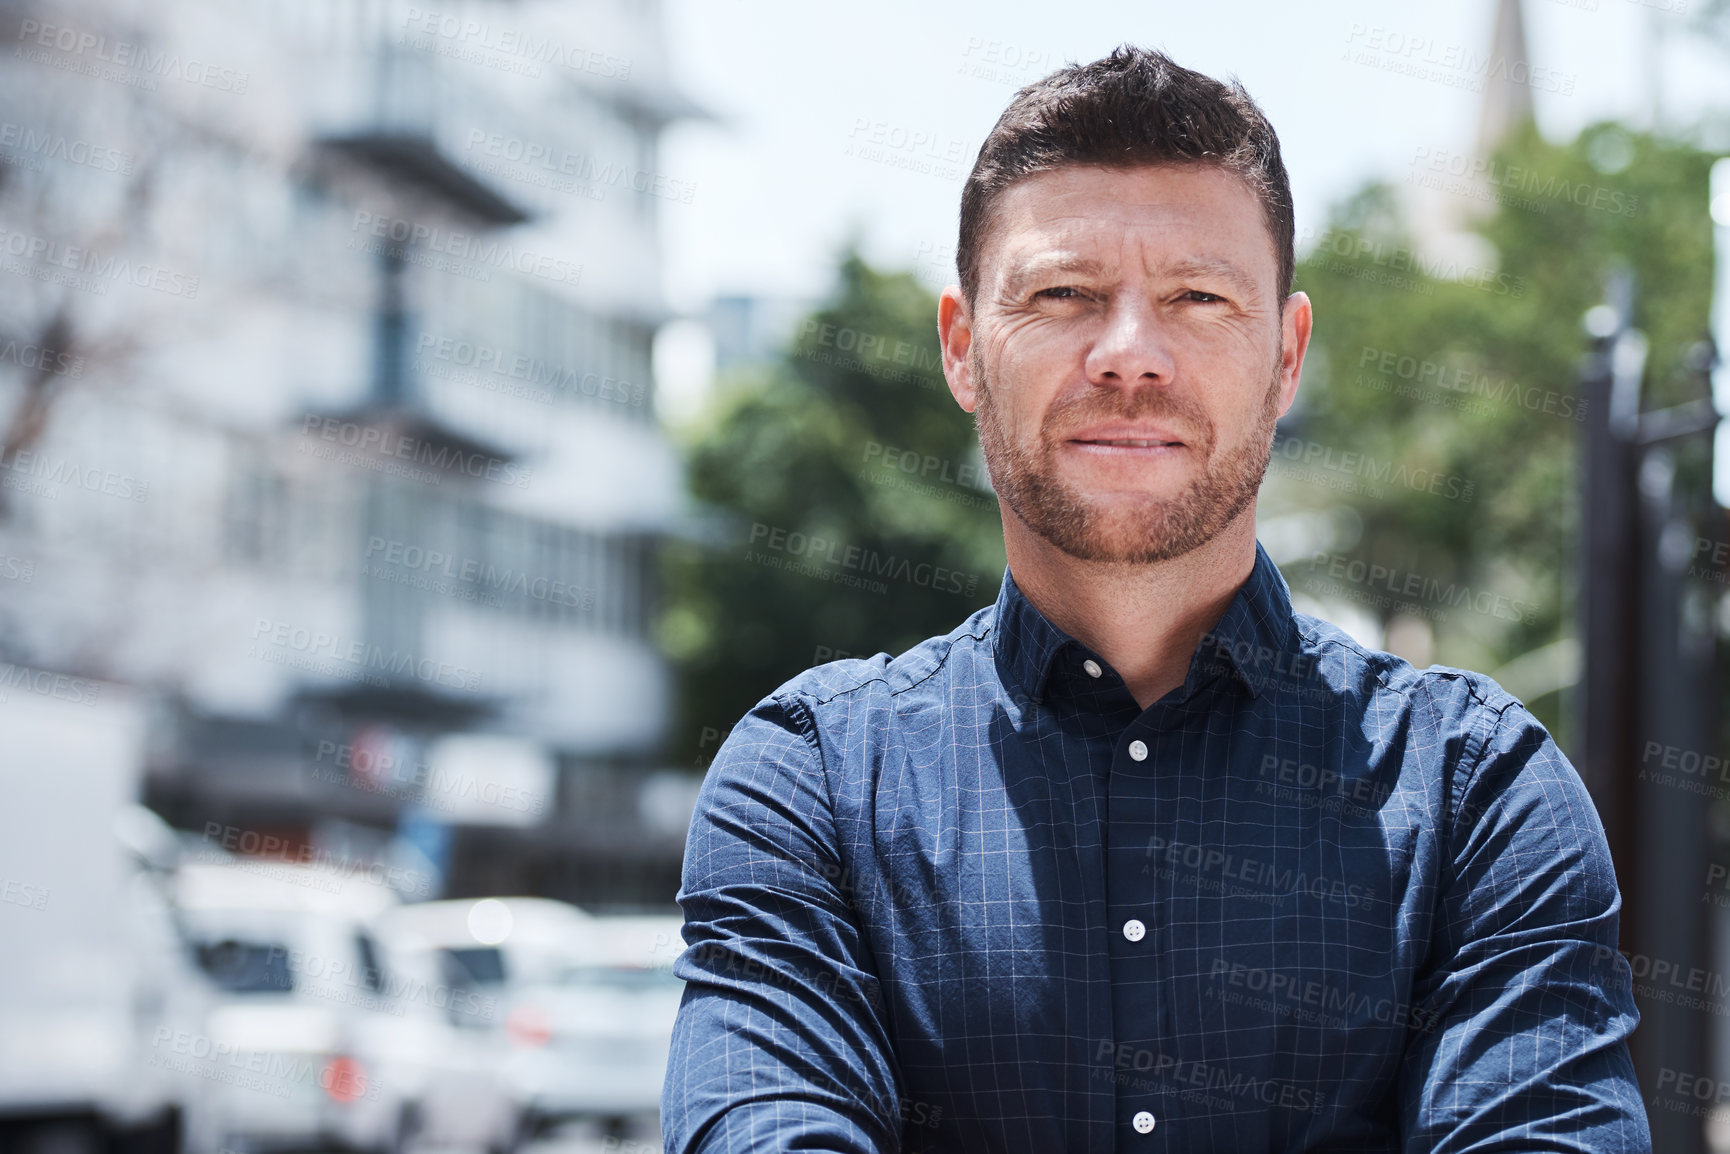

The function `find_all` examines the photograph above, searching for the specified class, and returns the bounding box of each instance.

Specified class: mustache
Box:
[1038,386,1213,448]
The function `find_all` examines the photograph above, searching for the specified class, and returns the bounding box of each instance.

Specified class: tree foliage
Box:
[1278,119,1716,735]
[659,254,1005,764]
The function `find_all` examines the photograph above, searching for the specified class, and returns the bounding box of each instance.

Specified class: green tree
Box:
[1277,119,1717,737]
[658,252,1005,766]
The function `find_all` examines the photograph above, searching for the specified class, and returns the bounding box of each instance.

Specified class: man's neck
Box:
[1003,514,1258,710]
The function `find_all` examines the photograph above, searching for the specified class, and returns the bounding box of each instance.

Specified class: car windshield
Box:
[441,946,506,986]
[193,937,294,993]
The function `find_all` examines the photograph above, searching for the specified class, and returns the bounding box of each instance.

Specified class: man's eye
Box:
[1035,286,1080,300]
[1183,290,1224,303]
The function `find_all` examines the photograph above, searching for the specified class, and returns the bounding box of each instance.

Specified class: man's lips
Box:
[1064,426,1189,450]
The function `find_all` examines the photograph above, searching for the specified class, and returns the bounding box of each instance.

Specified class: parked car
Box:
[501,913,687,1134]
[374,897,596,999]
[171,860,514,1154]
[376,899,684,1139]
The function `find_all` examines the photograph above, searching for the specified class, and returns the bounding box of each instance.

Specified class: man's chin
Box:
[1059,488,1197,527]
[1020,494,1214,565]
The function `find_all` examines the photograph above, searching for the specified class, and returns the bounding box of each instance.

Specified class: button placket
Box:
[1111,717,1165,1141]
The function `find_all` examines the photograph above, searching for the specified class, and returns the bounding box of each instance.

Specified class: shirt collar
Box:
[991,540,1307,706]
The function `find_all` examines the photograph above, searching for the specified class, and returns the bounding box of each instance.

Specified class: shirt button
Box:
[1128,739,1148,761]
[1082,658,1103,678]
[1133,1110,1156,1133]
[1122,918,1145,942]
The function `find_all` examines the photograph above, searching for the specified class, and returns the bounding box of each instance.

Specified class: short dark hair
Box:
[957,45,1294,309]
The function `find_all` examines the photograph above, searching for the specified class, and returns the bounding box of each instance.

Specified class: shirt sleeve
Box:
[661,692,903,1154]
[1398,695,1652,1153]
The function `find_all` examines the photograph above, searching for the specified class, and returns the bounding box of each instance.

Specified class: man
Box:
[662,45,1649,1153]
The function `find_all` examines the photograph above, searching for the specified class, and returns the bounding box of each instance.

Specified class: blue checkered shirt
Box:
[664,542,1650,1152]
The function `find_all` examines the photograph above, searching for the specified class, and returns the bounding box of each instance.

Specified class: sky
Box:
[653,0,1730,316]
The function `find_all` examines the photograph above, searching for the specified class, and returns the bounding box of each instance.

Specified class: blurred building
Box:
[0,0,704,906]
[706,293,816,375]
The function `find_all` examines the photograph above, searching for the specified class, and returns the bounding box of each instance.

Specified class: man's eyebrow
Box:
[1000,255,1110,297]
[1161,257,1261,297]
[1001,254,1263,299]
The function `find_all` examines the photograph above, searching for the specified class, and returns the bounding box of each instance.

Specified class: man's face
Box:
[939,163,1311,564]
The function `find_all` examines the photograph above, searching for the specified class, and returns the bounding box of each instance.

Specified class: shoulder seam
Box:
[1294,619,1501,715]
[777,692,839,820]
[796,615,995,708]
[1420,668,1529,906]
[1455,693,1532,798]
[1293,620,1398,696]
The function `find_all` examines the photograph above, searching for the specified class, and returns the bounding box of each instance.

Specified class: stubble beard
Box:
[972,348,1284,564]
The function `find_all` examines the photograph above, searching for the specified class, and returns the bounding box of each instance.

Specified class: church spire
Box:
[1476,0,1536,156]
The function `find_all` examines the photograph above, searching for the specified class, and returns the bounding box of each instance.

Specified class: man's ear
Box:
[938,286,978,414]
[1276,290,1313,418]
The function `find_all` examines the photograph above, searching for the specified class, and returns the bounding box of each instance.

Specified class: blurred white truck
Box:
[0,678,209,1154]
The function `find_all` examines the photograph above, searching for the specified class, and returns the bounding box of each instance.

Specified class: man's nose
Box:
[1083,296,1177,386]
